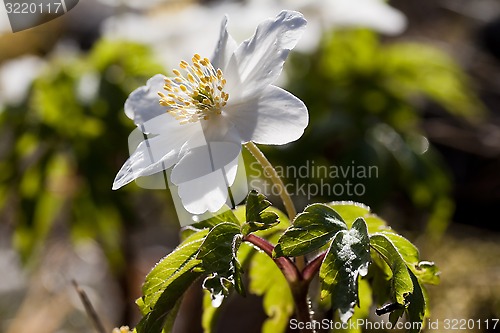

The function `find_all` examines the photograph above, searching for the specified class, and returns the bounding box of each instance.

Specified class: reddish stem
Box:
[243,234,301,283]
[302,252,326,282]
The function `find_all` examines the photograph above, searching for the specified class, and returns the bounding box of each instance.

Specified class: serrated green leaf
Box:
[197,222,244,303]
[274,204,347,257]
[415,261,440,285]
[249,244,294,333]
[246,190,272,221]
[327,201,390,233]
[140,229,208,313]
[320,218,371,323]
[381,232,440,285]
[197,223,241,272]
[370,234,413,306]
[136,230,208,333]
[241,190,279,235]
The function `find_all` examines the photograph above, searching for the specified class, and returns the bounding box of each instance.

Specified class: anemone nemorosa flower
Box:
[113,10,308,214]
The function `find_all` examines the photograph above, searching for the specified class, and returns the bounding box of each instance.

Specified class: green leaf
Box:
[197,222,244,304]
[406,271,426,333]
[162,297,183,333]
[241,190,279,235]
[327,201,390,234]
[249,244,294,333]
[335,279,373,333]
[136,230,208,333]
[320,218,371,322]
[381,232,440,285]
[274,204,347,257]
[370,234,413,306]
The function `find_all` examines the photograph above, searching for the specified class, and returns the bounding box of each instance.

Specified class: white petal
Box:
[124,74,167,126]
[172,142,241,214]
[171,141,241,185]
[176,171,232,214]
[141,112,190,136]
[112,124,199,190]
[211,16,238,71]
[201,116,243,145]
[225,10,307,100]
[225,85,308,145]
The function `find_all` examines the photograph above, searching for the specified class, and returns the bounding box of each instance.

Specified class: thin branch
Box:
[244,142,297,220]
[72,280,106,333]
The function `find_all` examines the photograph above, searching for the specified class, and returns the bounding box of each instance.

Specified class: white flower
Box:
[265,0,408,52]
[113,10,308,214]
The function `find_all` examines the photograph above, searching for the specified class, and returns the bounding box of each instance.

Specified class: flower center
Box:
[158,54,229,124]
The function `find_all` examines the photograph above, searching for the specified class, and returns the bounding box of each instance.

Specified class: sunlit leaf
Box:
[242,190,279,235]
[320,218,371,322]
[136,230,208,333]
[197,222,244,304]
[381,232,439,285]
[370,234,413,306]
[274,204,347,257]
[327,201,391,233]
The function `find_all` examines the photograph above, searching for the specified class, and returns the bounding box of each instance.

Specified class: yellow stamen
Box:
[158,54,229,124]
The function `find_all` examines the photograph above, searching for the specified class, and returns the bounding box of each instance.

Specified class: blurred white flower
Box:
[102,1,280,69]
[0,56,46,107]
[264,0,407,51]
[101,0,406,68]
[113,11,308,214]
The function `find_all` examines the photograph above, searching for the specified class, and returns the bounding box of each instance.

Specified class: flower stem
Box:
[291,285,316,333]
[244,142,305,270]
[244,142,297,219]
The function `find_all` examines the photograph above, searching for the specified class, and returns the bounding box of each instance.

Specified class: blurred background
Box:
[0,0,499,332]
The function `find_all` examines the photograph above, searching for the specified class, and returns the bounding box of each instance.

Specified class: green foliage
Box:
[136,193,438,333]
[242,190,279,235]
[0,39,165,265]
[136,230,207,332]
[370,234,414,306]
[320,218,371,322]
[277,28,485,238]
[273,204,347,257]
[197,222,245,302]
